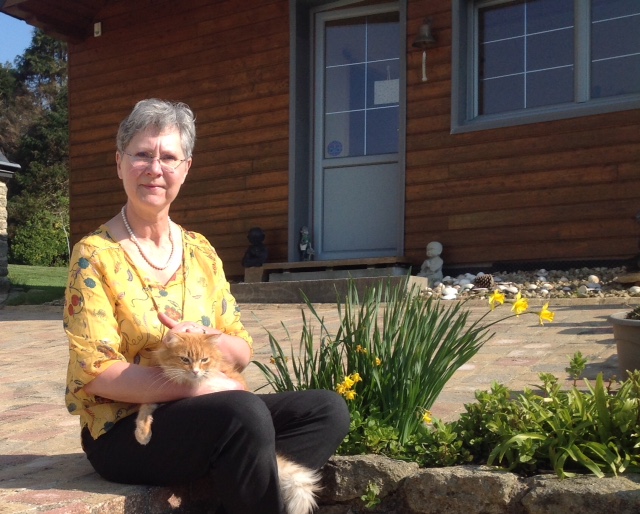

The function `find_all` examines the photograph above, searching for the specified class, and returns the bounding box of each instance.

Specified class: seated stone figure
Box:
[241,227,268,268]
[417,241,444,284]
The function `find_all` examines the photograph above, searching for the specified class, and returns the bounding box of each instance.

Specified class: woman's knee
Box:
[307,389,350,432]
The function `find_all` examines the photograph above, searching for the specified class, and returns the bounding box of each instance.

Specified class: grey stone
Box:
[320,454,419,502]
[399,465,526,514]
[521,474,640,514]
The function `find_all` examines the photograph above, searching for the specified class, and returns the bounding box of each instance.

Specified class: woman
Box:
[64,99,350,514]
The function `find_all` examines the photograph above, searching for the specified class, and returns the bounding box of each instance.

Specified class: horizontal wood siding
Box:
[405,1,640,270]
[68,0,290,278]
[66,0,640,279]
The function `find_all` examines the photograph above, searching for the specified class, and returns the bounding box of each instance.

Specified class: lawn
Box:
[6,264,67,305]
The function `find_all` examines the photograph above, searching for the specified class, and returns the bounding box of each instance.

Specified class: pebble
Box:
[423,266,639,301]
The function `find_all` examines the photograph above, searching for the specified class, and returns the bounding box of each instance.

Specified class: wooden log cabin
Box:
[2,0,639,280]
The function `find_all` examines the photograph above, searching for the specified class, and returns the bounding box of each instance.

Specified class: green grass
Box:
[6,264,67,305]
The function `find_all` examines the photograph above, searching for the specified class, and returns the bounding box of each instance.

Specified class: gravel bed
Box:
[428,266,640,302]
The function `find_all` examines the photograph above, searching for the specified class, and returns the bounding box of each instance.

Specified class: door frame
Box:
[288,0,407,262]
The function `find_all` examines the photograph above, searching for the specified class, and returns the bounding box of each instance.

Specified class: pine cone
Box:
[473,274,494,289]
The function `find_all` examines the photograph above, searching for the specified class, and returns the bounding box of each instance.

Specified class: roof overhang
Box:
[0,152,20,180]
[0,0,107,43]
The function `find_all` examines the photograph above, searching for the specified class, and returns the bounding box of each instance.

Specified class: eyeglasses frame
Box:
[121,151,188,172]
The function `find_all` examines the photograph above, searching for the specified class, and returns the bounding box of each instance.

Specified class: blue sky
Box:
[0,13,34,66]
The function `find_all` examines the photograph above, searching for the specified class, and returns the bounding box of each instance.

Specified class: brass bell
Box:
[412,19,436,48]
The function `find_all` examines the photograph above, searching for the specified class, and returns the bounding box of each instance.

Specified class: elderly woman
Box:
[64,99,349,514]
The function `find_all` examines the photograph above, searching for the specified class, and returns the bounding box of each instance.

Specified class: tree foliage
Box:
[1,29,69,266]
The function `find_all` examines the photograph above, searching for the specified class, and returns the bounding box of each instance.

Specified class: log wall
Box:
[405,1,640,270]
[68,0,291,278]
[66,0,640,278]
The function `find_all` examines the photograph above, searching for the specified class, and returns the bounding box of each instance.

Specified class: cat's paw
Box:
[134,421,152,445]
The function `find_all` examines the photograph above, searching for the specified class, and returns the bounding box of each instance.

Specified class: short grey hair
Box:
[116,99,196,158]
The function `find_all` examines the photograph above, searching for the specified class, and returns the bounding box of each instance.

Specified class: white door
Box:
[313,3,405,260]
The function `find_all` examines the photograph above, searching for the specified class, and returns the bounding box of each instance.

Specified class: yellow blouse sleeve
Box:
[64,239,126,413]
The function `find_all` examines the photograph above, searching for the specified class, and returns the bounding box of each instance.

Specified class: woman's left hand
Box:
[158,311,221,336]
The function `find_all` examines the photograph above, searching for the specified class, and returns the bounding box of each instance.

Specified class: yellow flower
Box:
[343,375,355,389]
[538,303,555,325]
[489,290,505,310]
[356,345,368,354]
[511,292,529,316]
[422,411,433,424]
[375,357,382,366]
[344,390,357,401]
[351,372,362,383]
[336,383,347,395]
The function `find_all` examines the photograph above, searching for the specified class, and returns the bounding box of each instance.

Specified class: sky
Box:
[0,13,34,66]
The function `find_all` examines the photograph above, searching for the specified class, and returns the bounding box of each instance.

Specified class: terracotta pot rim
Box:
[609,311,640,326]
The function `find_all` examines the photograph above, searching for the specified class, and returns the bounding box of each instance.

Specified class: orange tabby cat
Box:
[134,331,321,514]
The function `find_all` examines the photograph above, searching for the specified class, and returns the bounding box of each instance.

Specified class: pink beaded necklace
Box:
[121,205,174,271]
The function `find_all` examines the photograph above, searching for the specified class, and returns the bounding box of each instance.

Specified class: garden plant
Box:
[255,278,640,477]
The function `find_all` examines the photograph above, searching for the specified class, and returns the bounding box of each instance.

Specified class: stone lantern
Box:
[0,151,20,294]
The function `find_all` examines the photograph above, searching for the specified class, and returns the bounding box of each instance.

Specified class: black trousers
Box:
[81,390,350,514]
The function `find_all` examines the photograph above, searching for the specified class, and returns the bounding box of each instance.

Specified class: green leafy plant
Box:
[565,351,588,385]
[361,481,382,509]
[461,371,640,477]
[626,305,640,320]
[254,277,554,445]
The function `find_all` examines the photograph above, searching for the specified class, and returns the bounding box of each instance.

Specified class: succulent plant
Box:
[626,305,640,320]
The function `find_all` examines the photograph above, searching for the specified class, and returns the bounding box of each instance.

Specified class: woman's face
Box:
[116,125,192,213]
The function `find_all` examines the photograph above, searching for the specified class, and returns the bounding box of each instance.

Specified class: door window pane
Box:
[324,12,399,158]
[366,106,399,154]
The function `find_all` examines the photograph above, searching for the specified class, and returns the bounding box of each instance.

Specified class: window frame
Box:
[451,0,640,133]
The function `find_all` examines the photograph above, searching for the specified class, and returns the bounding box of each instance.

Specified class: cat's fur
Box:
[134,331,321,514]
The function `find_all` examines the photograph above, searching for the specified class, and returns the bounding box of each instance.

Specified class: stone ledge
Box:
[3,454,639,513]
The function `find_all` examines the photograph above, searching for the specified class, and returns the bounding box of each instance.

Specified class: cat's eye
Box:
[201,357,209,364]
[180,357,190,364]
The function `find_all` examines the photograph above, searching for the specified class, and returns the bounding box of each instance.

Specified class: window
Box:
[452,0,640,132]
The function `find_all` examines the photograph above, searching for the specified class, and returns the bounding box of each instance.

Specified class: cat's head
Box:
[155,332,223,384]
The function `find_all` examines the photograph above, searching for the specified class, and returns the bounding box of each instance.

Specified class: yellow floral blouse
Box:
[64,225,252,440]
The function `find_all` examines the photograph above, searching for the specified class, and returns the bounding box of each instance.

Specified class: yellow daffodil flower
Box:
[356,345,368,354]
[489,290,505,310]
[352,372,362,383]
[343,376,355,389]
[375,357,382,366]
[511,292,528,316]
[422,411,433,424]
[539,303,555,325]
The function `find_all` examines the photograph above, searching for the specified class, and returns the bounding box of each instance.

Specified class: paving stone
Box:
[0,300,634,512]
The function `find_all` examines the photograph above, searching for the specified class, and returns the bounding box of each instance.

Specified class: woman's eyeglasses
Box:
[122,151,187,172]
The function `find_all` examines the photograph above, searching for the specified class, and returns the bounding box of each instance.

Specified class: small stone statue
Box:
[417,241,444,284]
[299,226,315,261]
[241,227,268,268]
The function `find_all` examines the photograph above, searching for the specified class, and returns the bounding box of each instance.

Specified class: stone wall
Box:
[0,179,9,293]
[135,455,640,514]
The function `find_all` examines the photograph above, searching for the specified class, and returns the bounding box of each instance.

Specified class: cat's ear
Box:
[164,332,181,347]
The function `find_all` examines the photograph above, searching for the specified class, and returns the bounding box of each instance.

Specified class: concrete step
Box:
[231,275,428,303]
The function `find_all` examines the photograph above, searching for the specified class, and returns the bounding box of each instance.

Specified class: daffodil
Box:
[344,390,357,401]
[352,372,362,383]
[356,345,368,354]
[375,357,382,366]
[538,303,555,325]
[489,290,505,310]
[511,292,529,316]
[422,410,433,424]
[343,375,355,388]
